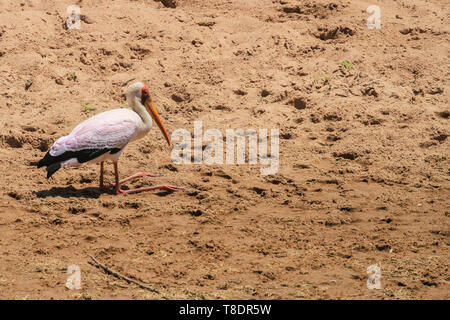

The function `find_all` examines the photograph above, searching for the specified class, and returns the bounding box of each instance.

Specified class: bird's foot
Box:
[119,172,163,185]
[116,184,184,195]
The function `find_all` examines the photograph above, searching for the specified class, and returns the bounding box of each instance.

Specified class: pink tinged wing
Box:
[49,109,140,156]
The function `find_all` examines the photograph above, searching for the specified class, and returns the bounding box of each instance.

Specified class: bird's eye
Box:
[141,87,150,105]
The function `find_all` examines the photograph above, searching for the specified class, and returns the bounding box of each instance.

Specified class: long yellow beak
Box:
[145,99,171,146]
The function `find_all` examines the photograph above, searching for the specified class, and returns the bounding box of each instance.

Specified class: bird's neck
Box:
[129,96,153,129]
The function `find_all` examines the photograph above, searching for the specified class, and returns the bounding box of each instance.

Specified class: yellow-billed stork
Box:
[37,82,183,195]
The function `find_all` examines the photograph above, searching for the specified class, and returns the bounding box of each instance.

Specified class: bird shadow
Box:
[34,185,179,199]
[155,191,173,197]
[34,185,110,199]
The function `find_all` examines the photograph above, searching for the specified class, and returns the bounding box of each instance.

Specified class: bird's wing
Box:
[49,109,141,156]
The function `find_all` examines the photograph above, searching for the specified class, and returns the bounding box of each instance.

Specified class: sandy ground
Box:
[0,0,449,299]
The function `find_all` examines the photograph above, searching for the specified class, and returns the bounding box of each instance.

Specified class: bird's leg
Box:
[113,161,183,195]
[99,162,106,190]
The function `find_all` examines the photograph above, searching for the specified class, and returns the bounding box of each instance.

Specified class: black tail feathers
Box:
[37,151,61,179]
[46,163,61,179]
[37,151,52,168]
[37,147,123,179]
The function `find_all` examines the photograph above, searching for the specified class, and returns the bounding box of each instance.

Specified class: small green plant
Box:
[338,60,354,70]
[72,71,77,81]
[82,102,95,113]
[314,75,331,84]
[123,101,128,107]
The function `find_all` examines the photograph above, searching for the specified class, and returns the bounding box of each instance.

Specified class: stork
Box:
[37,82,183,195]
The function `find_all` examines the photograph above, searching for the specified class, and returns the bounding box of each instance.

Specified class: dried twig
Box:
[89,255,160,294]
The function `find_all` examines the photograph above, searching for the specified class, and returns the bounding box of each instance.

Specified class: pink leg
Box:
[113,161,183,195]
[99,162,105,189]
[119,172,162,185]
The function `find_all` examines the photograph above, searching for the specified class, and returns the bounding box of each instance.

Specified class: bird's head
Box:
[126,82,171,146]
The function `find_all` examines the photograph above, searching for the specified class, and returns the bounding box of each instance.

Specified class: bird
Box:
[37,82,183,195]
